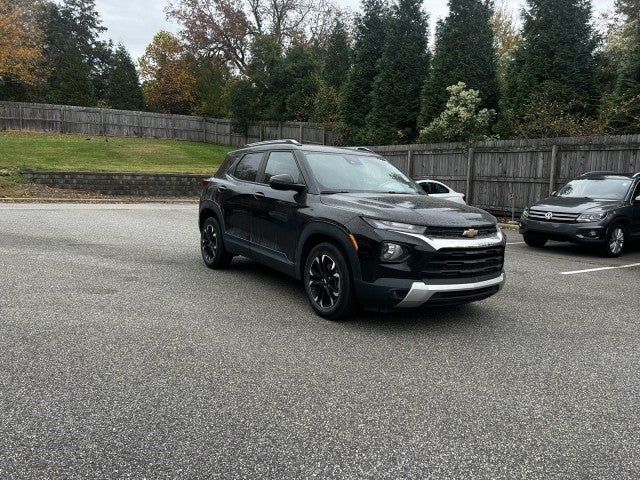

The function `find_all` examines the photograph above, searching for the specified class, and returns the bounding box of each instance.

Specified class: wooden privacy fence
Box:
[371,136,640,215]
[2,101,640,214]
[0,101,336,147]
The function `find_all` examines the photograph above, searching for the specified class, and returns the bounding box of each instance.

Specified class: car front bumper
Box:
[395,273,505,308]
[519,218,608,244]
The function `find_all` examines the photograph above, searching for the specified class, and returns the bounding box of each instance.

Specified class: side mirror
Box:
[269,173,305,192]
[635,195,640,203]
[551,191,557,196]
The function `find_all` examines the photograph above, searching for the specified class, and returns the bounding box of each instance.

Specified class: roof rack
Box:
[244,139,302,148]
[580,171,621,177]
[347,146,375,153]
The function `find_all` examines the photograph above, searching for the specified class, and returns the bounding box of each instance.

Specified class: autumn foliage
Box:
[0,0,45,85]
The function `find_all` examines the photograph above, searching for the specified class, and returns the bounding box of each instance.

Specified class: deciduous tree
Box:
[167,0,339,74]
[0,0,45,88]
[139,31,198,114]
[419,82,495,143]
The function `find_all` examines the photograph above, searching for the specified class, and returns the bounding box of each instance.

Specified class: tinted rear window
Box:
[233,153,263,182]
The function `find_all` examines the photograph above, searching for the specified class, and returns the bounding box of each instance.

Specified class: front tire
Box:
[523,232,548,248]
[304,243,357,320]
[201,217,233,269]
[601,223,626,257]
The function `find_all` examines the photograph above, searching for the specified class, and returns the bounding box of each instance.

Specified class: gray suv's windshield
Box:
[556,177,632,200]
[304,151,421,194]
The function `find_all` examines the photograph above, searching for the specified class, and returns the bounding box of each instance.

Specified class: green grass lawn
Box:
[0,132,231,174]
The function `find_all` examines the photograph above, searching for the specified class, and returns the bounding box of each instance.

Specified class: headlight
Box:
[522,208,529,218]
[363,218,425,234]
[577,212,608,223]
[380,242,408,262]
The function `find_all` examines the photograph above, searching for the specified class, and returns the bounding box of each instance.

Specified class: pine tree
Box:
[46,39,95,106]
[502,0,599,120]
[615,0,640,19]
[105,44,144,110]
[419,0,499,127]
[608,21,640,133]
[339,0,388,144]
[365,0,429,144]
[323,18,351,91]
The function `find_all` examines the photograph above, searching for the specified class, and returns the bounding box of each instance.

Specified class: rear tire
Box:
[601,223,626,258]
[304,243,357,320]
[523,232,548,248]
[201,217,233,269]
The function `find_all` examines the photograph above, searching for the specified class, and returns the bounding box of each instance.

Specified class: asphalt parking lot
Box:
[1,203,639,479]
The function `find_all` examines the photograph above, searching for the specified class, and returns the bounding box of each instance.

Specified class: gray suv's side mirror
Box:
[635,195,640,203]
[269,173,305,192]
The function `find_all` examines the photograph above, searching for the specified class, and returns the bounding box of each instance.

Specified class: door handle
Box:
[254,191,265,199]
[218,185,228,192]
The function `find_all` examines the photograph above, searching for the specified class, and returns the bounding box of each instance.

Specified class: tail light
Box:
[201,178,213,189]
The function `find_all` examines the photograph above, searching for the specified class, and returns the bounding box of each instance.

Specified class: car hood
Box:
[532,196,623,213]
[320,193,496,227]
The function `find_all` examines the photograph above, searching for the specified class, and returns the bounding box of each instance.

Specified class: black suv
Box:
[199,140,506,319]
[520,172,640,257]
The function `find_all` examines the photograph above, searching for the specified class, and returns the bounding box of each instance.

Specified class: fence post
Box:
[549,144,559,195]
[322,126,326,145]
[214,121,218,144]
[406,148,413,177]
[299,124,303,143]
[171,115,176,139]
[259,122,264,141]
[203,118,207,143]
[100,108,105,136]
[19,105,23,131]
[279,122,283,140]
[137,113,141,137]
[60,106,64,134]
[466,145,476,204]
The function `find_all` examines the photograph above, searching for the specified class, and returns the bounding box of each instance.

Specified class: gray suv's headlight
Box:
[363,218,425,234]
[522,208,530,218]
[577,212,608,223]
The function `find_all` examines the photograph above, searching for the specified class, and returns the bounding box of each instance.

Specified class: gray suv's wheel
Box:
[602,223,626,257]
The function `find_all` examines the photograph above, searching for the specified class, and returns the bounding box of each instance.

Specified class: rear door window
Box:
[233,153,263,182]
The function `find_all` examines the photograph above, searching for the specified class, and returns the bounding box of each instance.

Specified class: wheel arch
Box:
[296,222,361,281]
[199,201,223,232]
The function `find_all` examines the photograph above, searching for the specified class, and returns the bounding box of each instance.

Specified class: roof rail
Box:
[244,139,302,148]
[580,171,621,177]
[633,172,640,178]
[347,146,375,153]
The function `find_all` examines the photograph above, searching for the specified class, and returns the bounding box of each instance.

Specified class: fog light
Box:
[380,242,406,262]
[589,230,598,238]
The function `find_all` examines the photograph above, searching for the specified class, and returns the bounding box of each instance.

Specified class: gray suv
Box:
[520,172,640,257]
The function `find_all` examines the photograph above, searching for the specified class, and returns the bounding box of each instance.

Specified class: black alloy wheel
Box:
[304,243,357,320]
[201,217,233,268]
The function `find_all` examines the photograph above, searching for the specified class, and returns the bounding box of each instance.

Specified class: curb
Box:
[499,222,520,231]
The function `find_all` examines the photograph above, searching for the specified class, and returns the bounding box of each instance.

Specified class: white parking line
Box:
[560,263,640,275]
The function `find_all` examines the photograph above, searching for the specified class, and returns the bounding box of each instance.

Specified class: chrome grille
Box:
[528,209,579,223]
[424,225,496,238]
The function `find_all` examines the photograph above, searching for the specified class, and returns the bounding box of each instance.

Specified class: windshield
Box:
[304,151,421,194]
[555,177,632,200]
